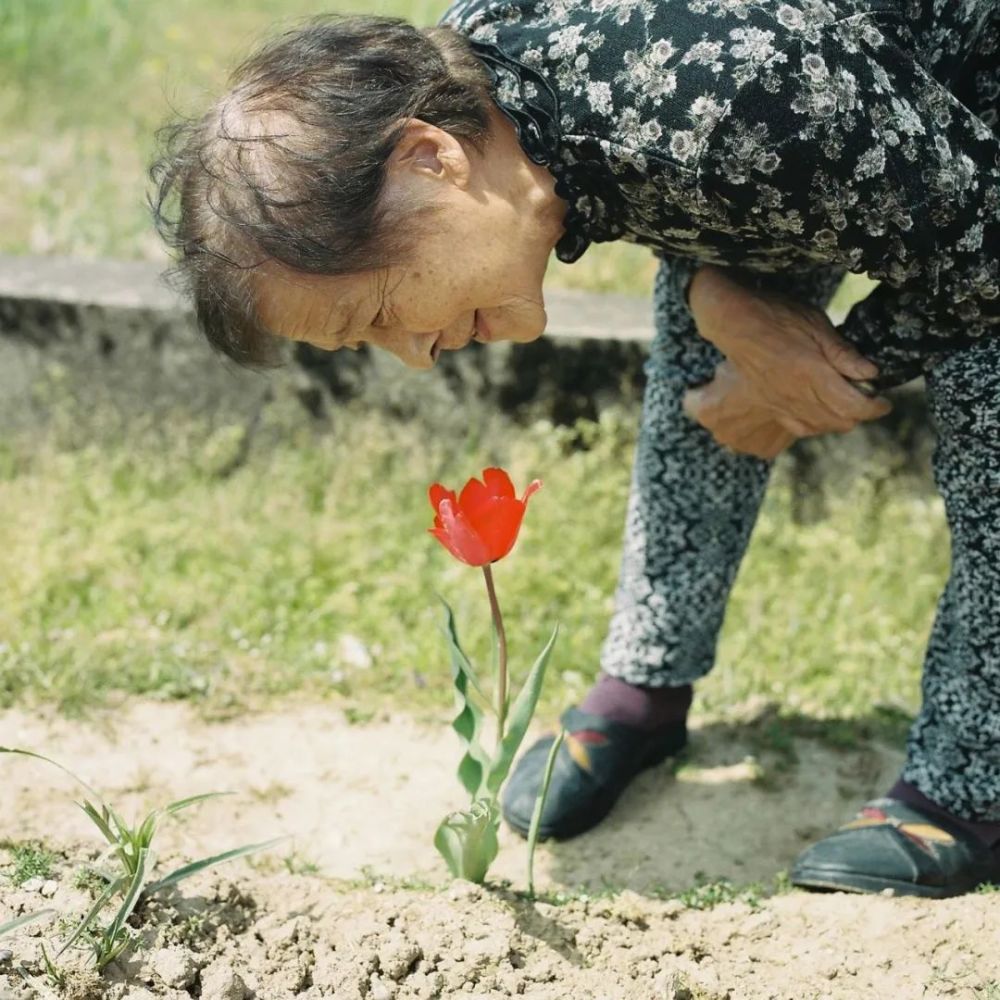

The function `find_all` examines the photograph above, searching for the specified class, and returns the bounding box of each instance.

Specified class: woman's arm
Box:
[697,13,1000,384]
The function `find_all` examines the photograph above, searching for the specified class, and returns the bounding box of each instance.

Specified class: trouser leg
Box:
[599,257,844,687]
[901,339,1000,822]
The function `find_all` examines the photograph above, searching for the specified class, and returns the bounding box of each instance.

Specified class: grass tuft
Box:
[5,840,58,886]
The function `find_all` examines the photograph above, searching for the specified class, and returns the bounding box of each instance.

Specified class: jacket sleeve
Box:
[696,11,1000,385]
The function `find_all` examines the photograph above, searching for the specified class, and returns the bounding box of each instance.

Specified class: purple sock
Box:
[579,673,692,731]
[889,778,1000,853]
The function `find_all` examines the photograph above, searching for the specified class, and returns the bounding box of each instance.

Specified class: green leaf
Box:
[135,812,159,852]
[526,728,565,898]
[486,624,559,797]
[55,876,127,958]
[0,909,56,937]
[163,792,233,816]
[433,798,500,884]
[0,747,103,802]
[144,837,284,895]
[78,799,117,847]
[98,847,148,968]
[439,598,489,704]
[440,599,492,799]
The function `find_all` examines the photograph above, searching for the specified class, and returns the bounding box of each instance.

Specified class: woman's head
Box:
[151,15,566,369]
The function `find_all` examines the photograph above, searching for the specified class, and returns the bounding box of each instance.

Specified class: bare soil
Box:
[1,701,996,999]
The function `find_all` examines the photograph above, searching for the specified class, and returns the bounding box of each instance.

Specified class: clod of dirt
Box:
[368,975,396,1000]
[199,962,249,1000]
[0,980,37,1000]
[62,969,104,1000]
[147,947,198,990]
[377,934,422,981]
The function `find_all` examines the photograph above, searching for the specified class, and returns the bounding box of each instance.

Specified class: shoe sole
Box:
[504,728,687,842]
[790,867,979,899]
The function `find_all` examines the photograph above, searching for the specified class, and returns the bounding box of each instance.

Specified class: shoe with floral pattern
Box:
[501,706,687,841]
[791,798,1000,898]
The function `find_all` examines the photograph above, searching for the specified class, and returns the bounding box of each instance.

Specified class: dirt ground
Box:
[1,701,997,999]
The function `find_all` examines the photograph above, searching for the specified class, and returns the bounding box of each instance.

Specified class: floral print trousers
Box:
[599,257,1000,823]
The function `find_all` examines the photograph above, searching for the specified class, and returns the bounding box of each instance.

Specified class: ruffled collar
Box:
[467,40,603,263]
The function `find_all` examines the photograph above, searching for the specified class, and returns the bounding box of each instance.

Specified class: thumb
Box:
[816,326,879,381]
[682,384,711,422]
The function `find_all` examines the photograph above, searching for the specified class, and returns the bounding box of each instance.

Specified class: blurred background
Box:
[0,0,659,291]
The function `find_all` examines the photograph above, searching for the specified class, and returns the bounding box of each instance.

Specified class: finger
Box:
[817,374,894,423]
[816,327,879,381]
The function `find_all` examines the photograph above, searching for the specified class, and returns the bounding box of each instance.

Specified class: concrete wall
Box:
[0,254,934,514]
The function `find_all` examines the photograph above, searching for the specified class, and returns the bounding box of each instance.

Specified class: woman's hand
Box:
[682,362,797,459]
[684,265,892,441]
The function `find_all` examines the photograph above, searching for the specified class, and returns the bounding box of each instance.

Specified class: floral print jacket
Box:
[440,0,1000,383]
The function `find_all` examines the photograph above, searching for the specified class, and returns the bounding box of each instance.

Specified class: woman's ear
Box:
[387,119,472,190]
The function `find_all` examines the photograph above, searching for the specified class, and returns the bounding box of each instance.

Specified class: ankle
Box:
[889,778,1000,850]
[580,673,692,731]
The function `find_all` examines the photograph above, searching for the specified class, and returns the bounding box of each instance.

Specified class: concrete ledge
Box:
[0,253,654,430]
[0,254,934,509]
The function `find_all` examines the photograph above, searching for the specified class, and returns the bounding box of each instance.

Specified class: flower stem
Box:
[482,563,508,742]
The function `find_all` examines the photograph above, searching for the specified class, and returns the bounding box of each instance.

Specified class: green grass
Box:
[0,403,944,728]
[3,840,58,886]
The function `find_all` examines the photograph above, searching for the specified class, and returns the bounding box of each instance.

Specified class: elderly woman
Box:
[152,0,1000,897]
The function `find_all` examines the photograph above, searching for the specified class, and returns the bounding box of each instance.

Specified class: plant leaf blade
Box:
[486,624,559,797]
[0,909,56,937]
[433,798,499,884]
[145,837,284,895]
[440,599,492,799]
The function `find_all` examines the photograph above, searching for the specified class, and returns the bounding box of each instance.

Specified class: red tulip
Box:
[429,468,542,566]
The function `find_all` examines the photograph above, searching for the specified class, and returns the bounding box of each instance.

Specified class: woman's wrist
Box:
[686,264,750,355]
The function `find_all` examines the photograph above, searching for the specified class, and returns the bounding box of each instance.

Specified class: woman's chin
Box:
[484,305,547,344]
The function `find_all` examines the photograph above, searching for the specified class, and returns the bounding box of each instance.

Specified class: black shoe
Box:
[501,706,687,841]
[791,798,1000,898]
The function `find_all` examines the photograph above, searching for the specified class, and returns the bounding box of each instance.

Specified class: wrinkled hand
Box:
[682,362,797,459]
[684,265,892,442]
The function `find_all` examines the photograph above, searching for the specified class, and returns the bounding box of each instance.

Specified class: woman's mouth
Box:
[473,311,492,342]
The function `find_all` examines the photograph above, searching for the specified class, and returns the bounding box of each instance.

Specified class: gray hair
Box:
[149,16,492,366]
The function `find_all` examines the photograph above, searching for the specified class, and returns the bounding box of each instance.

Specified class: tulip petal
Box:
[474,497,526,562]
[433,499,491,566]
[521,479,542,504]
[482,468,516,500]
[458,475,491,520]
[429,483,457,512]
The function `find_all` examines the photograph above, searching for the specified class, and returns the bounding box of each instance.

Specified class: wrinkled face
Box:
[254,220,551,370]
[253,115,565,369]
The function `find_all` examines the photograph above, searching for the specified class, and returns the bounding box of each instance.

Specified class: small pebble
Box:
[40,879,58,898]
[0,947,14,963]
[20,877,44,893]
[369,977,395,1000]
